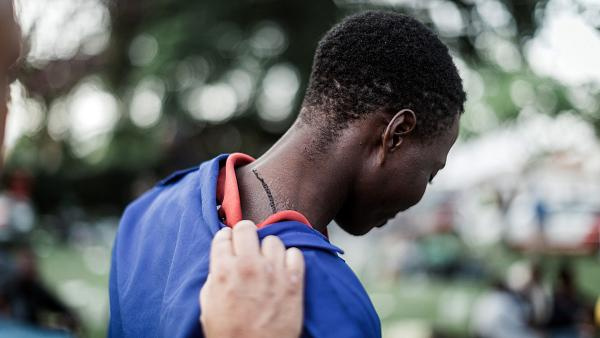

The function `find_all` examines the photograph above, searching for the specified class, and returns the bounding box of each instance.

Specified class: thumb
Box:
[285,247,305,297]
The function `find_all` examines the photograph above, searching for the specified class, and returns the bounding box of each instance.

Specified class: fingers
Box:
[209,227,232,274]
[284,247,305,331]
[199,283,208,311]
[212,221,304,286]
[231,220,260,256]
[261,235,286,268]
[285,248,305,286]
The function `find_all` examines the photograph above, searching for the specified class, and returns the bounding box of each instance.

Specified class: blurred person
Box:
[472,280,541,338]
[418,230,463,278]
[546,263,591,338]
[418,203,463,279]
[0,170,35,242]
[522,262,551,329]
[110,10,465,338]
[0,245,79,332]
[505,261,552,331]
[0,3,307,338]
[534,198,549,245]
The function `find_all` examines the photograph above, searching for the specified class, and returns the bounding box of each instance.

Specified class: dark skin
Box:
[236,108,460,236]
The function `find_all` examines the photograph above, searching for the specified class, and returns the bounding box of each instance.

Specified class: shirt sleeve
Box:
[300,249,381,338]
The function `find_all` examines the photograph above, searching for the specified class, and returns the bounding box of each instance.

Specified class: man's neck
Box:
[235,122,357,233]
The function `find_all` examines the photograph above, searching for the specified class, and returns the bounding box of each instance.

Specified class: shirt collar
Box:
[216,152,313,229]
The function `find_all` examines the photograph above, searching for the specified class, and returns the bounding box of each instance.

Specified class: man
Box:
[0,2,303,337]
[109,10,465,338]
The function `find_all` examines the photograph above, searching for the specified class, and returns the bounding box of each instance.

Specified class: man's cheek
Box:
[399,180,428,211]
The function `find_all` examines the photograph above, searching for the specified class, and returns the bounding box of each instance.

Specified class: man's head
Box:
[299,11,465,235]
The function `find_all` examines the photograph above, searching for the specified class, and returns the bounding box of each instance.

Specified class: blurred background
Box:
[1,0,599,337]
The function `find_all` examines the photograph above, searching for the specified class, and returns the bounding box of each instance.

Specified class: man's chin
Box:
[335,221,369,236]
[375,219,388,228]
[337,220,385,236]
[348,228,372,236]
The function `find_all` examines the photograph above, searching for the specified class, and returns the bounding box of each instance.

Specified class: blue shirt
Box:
[108,154,381,338]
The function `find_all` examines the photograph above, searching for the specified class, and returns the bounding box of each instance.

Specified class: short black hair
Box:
[300,10,466,140]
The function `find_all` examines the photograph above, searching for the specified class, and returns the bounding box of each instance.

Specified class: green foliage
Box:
[7,0,600,212]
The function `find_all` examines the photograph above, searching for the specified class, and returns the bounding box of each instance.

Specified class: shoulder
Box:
[110,156,221,289]
[109,157,227,337]
[257,222,381,338]
[122,165,201,220]
[302,250,381,338]
[117,154,227,237]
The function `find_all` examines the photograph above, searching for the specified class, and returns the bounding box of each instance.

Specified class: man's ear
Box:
[379,109,417,165]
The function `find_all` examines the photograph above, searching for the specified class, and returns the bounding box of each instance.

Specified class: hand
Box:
[200,220,305,338]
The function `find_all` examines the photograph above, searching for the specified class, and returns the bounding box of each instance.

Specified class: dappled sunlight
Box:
[67,79,119,159]
[186,83,238,123]
[257,63,300,123]
[5,82,44,151]
[129,77,164,128]
[526,0,600,86]
[16,0,110,62]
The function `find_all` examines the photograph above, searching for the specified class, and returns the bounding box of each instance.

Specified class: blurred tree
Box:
[6,0,600,213]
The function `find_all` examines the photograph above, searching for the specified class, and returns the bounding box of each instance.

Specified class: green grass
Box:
[36,243,110,338]
[35,241,600,338]
[367,278,484,337]
[366,246,600,337]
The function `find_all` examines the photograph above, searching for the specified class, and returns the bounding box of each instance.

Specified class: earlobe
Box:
[379,109,417,166]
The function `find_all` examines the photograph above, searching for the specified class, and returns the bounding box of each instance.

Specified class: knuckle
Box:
[235,258,258,278]
[214,269,229,283]
[264,263,276,281]
[286,281,300,295]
